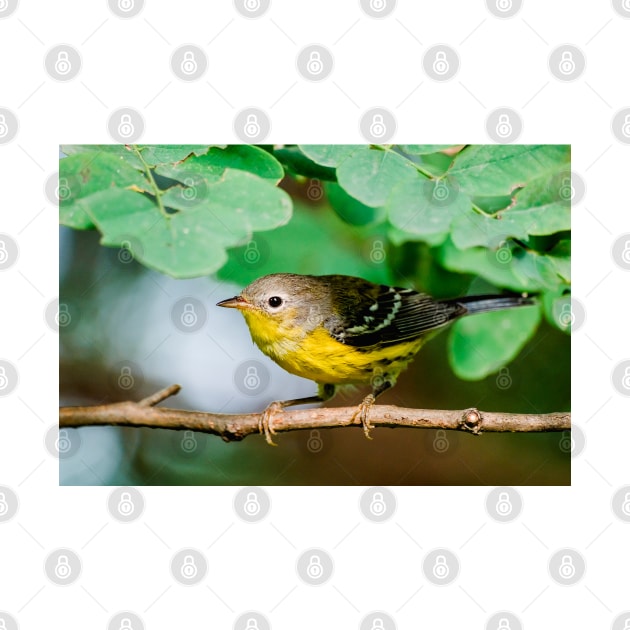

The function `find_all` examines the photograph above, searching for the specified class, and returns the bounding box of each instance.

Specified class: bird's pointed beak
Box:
[216,295,252,310]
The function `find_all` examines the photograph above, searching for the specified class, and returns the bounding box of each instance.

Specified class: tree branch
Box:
[59,384,571,442]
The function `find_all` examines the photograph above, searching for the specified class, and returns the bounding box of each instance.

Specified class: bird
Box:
[217,273,534,445]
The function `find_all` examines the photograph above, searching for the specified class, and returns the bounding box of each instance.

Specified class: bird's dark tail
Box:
[440,294,535,315]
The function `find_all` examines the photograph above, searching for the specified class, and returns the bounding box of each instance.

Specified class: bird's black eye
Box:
[268,296,283,308]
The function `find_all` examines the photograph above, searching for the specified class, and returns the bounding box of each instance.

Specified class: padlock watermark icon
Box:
[369,492,386,516]
[235,486,270,521]
[172,297,206,332]
[306,179,324,201]
[307,429,323,453]
[118,240,135,264]
[495,240,512,264]
[171,45,206,81]
[0,109,18,144]
[171,548,207,584]
[432,51,449,75]
[495,492,512,515]
[369,114,387,138]
[423,44,460,78]
[243,492,261,516]
[433,429,449,453]
[432,555,450,579]
[307,51,323,75]
[117,114,134,138]
[118,366,135,390]
[117,492,135,516]
[496,367,512,390]
[495,0,513,11]
[297,45,333,81]
[558,51,576,75]
[0,492,8,516]
[108,487,144,522]
[558,555,576,579]
[423,548,459,585]
[306,555,323,578]
[549,548,585,585]
[495,114,512,138]
[369,0,387,11]
[45,45,81,81]
[234,0,271,16]
[180,303,198,327]
[181,555,198,579]
[297,548,333,584]
[57,177,71,201]
[369,240,386,263]
[56,429,72,454]
[0,366,8,391]
[244,114,261,138]
[235,360,269,396]
[361,487,396,521]
[54,554,72,579]
[235,108,270,141]
[558,303,574,328]
[558,176,574,202]
[244,240,261,264]
[181,430,197,453]
[233,612,271,630]
[0,241,8,265]
[549,45,585,81]
[55,51,72,75]
[0,486,18,523]
[243,366,261,390]
[181,51,198,75]
[45,548,82,585]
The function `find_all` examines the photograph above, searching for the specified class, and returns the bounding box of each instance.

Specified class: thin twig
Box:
[59,385,571,443]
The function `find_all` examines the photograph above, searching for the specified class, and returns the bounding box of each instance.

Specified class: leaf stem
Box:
[132,145,170,219]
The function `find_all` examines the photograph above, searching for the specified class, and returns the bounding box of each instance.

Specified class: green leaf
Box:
[72,168,291,278]
[449,145,570,196]
[161,169,292,231]
[542,288,572,334]
[218,203,392,287]
[273,146,337,181]
[336,147,418,207]
[388,177,471,237]
[138,145,213,165]
[387,226,448,247]
[509,169,572,235]
[451,167,572,249]
[325,182,385,226]
[78,188,241,278]
[436,237,562,292]
[298,144,359,167]
[448,303,541,380]
[399,145,457,155]
[59,152,151,229]
[61,145,145,169]
[155,145,284,184]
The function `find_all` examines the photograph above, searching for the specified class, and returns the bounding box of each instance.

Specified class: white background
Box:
[1,0,629,628]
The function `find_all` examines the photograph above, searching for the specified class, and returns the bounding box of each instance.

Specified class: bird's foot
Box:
[259,401,283,446]
[352,393,376,440]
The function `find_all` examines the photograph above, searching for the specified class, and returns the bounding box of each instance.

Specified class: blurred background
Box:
[59,174,570,485]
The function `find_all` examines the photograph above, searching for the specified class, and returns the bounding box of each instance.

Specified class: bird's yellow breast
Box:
[242,309,423,385]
